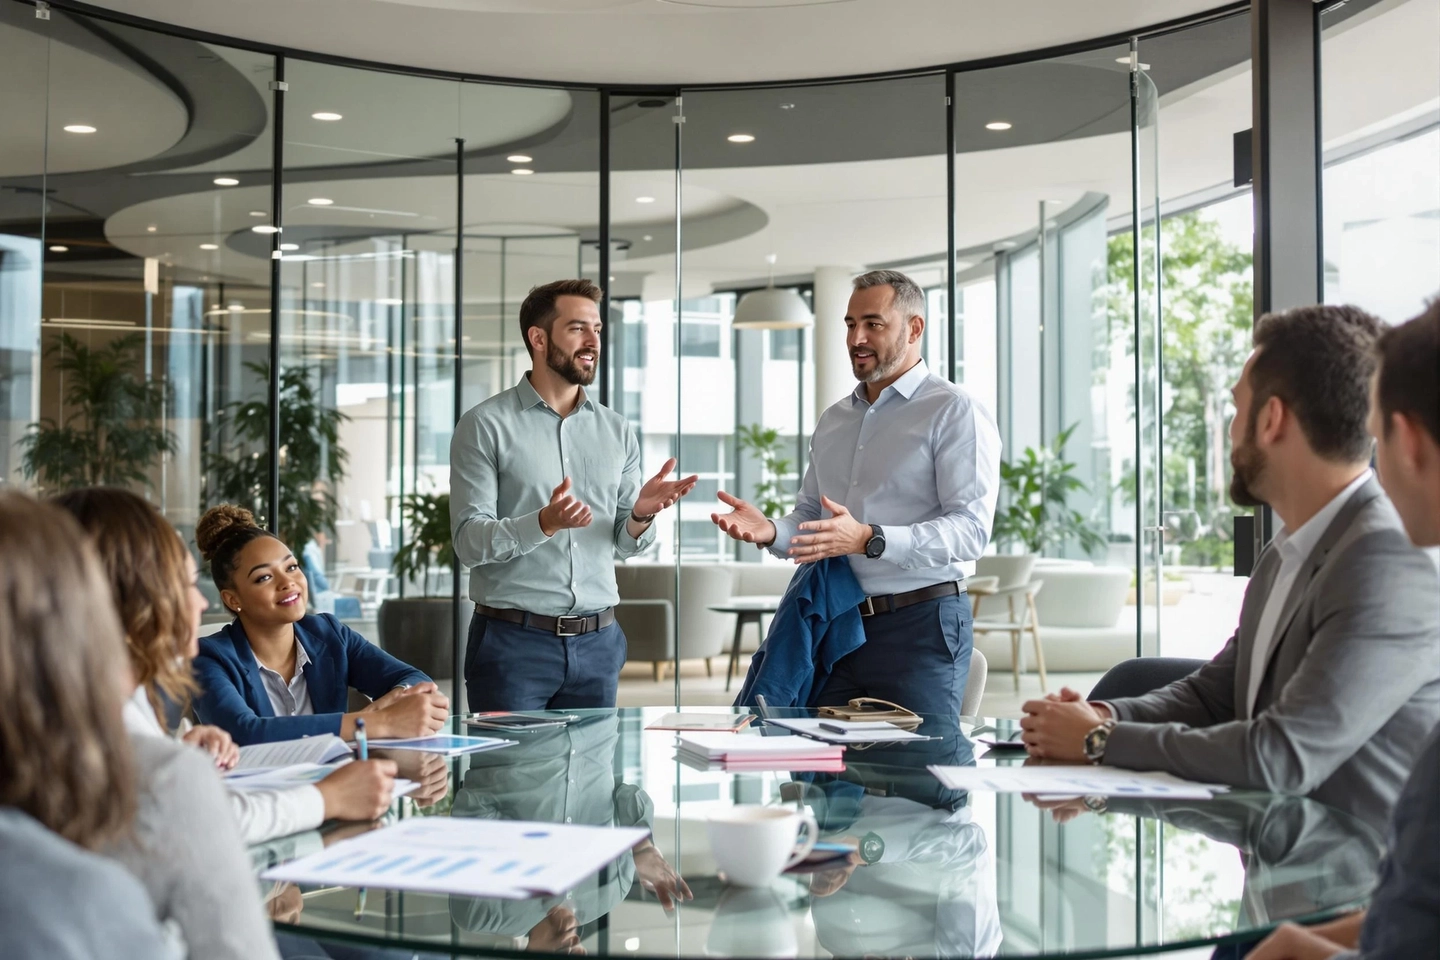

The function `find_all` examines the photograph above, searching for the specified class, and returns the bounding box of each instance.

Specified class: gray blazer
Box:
[1104,478,1440,829]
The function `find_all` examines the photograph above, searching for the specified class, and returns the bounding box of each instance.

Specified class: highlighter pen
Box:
[355,717,369,761]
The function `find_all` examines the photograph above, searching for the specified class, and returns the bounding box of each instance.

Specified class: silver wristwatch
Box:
[1083,719,1117,764]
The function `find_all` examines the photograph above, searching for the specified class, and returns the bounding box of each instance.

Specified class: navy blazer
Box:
[193,613,430,745]
[735,557,866,709]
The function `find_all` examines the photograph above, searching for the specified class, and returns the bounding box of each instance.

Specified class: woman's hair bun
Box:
[194,504,259,562]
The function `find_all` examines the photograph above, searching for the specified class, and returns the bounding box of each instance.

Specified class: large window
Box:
[4,1,1415,713]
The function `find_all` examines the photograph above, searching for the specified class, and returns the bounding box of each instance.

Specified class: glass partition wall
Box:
[2,1,1343,723]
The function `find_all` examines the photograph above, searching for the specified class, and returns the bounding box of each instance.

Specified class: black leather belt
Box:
[476,604,615,637]
[859,580,964,617]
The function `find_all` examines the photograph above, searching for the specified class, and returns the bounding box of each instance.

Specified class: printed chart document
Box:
[646,713,755,732]
[261,818,649,899]
[365,735,515,757]
[929,764,1226,799]
[763,717,933,744]
[229,735,352,775]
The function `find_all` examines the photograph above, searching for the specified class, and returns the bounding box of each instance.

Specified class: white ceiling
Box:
[82,0,1227,85]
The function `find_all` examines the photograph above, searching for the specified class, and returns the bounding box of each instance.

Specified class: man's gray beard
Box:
[855,348,907,384]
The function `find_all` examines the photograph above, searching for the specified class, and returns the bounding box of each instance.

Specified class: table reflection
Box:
[248,709,1383,960]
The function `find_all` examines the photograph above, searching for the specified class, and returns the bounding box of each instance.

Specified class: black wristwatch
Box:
[859,832,885,865]
[864,524,886,559]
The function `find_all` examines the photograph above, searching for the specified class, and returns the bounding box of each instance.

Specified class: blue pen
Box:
[355,717,368,761]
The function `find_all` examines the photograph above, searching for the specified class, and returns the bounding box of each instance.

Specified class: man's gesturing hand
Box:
[711,491,776,546]
[787,496,870,562]
[539,477,592,537]
[632,457,698,518]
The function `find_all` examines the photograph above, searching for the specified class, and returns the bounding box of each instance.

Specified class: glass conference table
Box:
[249,708,1383,959]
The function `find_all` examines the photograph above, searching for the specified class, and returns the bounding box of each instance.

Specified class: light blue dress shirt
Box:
[769,359,1001,596]
[451,374,655,617]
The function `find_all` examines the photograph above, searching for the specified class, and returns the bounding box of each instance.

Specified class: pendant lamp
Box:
[732,254,813,330]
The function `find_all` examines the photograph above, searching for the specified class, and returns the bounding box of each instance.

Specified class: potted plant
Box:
[379,492,469,681]
[991,423,1106,557]
[19,332,176,491]
[736,424,796,519]
[204,361,348,551]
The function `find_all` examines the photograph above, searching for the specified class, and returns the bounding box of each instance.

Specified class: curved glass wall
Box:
[4,0,1432,717]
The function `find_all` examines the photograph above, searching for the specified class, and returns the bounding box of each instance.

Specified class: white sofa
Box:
[973,559,1157,673]
[614,561,797,677]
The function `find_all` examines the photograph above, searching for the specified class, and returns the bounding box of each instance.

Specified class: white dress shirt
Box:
[123,685,325,844]
[1245,469,1374,715]
[769,359,1002,595]
[257,639,315,717]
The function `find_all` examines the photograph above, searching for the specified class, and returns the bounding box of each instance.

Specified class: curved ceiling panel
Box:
[0,18,186,177]
[84,0,1228,85]
[103,171,764,282]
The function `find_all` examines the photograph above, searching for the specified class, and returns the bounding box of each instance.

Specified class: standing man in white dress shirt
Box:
[1018,304,1440,829]
[712,269,1002,722]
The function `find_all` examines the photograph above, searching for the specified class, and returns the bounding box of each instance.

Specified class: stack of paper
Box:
[228,735,352,776]
[929,764,1229,799]
[261,818,649,899]
[676,732,844,771]
[226,761,420,799]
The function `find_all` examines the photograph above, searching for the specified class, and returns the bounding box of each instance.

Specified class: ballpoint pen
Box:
[355,717,369,761]
[355,887,367,920]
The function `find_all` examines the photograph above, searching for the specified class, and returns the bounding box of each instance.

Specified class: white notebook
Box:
[228,735,352,776]
[676,731,844,762]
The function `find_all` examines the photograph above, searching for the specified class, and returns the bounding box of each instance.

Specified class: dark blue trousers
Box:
[464,613,627,712]
[813,592,973,724]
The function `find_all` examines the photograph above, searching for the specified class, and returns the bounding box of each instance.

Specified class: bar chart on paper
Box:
[261,818,649,899]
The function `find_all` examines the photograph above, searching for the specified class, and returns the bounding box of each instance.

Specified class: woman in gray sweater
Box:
[0,493,278,960]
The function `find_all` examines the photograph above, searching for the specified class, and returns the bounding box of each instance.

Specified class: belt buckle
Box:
[555,615,586,637]
[859,596,876,617]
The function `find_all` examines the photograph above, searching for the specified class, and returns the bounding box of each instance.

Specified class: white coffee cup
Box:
[706,805,817,887]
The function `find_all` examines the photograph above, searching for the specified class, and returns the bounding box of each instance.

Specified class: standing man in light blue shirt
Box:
[712,269,1001,721]
[451,279,697,712]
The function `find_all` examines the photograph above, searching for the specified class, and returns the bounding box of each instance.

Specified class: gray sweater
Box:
[106,734,281,960]
[0,808,177,960]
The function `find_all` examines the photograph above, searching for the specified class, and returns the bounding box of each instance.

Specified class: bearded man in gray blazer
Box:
[1019,303,1440,831]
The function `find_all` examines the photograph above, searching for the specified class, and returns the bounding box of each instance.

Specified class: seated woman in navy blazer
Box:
[192,504,450,745]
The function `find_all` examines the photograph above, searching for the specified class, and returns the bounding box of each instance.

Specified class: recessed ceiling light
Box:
[642,235,653,242]
[63,124,96,134]
[376,298,403,306]
[507,154,533,163]
[251,225,280,234]
[311,112,343,121]
[146,225,157,233]
[227,303,244,312]
[511,168,534,176]
[308,197,333,206]
[985,121,1012,131]
[779,103,795,110]
[635,196,655,204]
[199,243,219,250]
[311,281,326,288]
[279,243,299,251]
[213,177,240,186]
[48,245,68,252]
[249,210,268,217]
[727,134,755,143]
